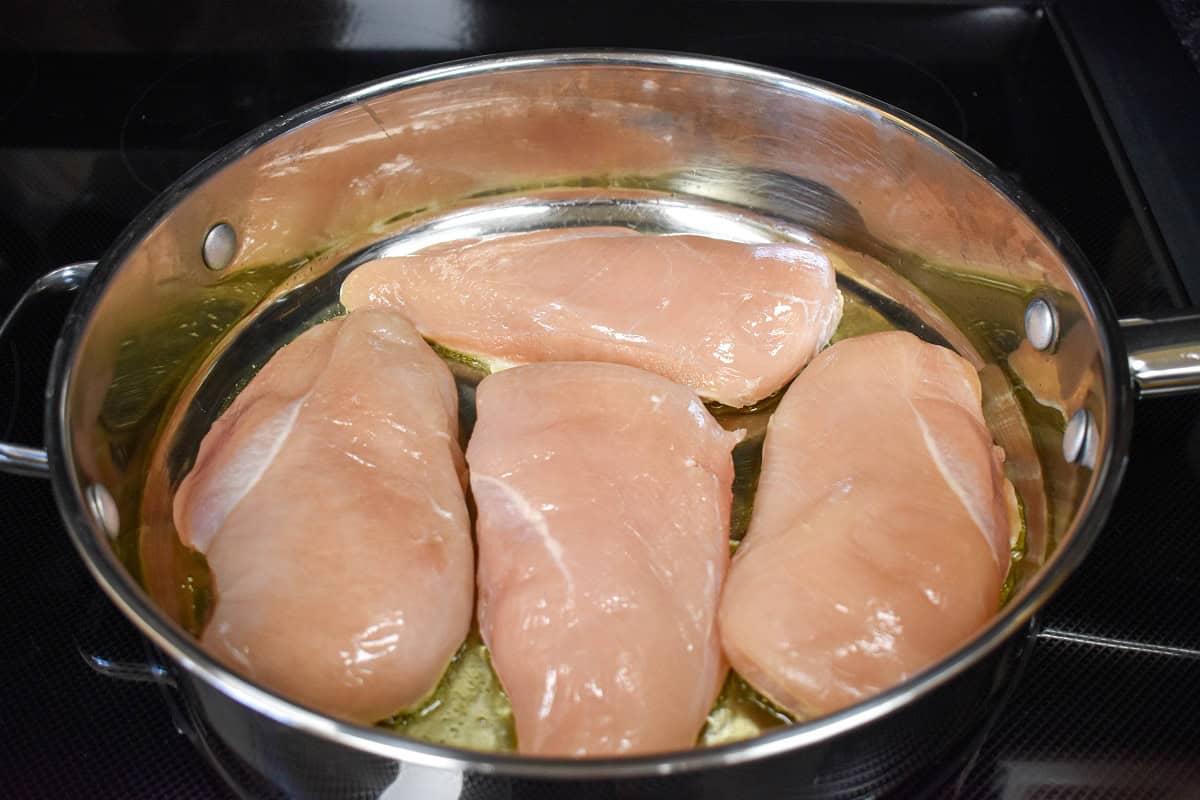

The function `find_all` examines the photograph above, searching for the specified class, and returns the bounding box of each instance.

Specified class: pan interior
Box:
[130,186,1064,753]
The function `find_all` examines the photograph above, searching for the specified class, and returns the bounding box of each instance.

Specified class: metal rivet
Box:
[1024,297,1059,352]
[1062,408,1096,467]
[202,222,238,271]
[86,484,120,539]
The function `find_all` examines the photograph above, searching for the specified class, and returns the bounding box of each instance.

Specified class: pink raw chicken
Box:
[719,331,1017,718]
[173,308,473,724]
[340,227,843,407]
[467,362,743,756]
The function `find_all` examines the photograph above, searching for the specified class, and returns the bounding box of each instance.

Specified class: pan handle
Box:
[0,262,96,478]
[1120,312,1200,398]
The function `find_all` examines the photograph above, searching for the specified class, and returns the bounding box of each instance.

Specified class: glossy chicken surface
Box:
[467,361,743,755]
[719,331,1016,718]
[340,227,843,407]
[173,309,473,724]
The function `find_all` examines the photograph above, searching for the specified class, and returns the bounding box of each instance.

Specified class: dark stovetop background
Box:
[4,2,1200,797]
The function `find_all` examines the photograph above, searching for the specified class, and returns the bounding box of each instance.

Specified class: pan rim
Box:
[44,48,1134,779]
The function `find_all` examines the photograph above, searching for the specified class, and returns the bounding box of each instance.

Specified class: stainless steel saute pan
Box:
[4,52,1200,799]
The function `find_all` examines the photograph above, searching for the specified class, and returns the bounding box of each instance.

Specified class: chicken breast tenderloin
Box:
[719,331,1017,718]
[340,228,843,407]
[173,308,474,724]
[467,361,743,756]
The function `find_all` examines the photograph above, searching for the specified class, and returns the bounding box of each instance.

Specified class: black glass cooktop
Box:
[4,2,1200,797]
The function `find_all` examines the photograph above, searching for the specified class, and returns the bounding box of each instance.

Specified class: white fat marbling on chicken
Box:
[185,394,306,553]
[472,473,576,610]
[910,398,1001,569]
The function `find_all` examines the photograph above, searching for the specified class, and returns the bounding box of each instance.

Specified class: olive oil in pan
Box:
[99,258,315,584]
[142,190,1039,753]
[386,633,516,751]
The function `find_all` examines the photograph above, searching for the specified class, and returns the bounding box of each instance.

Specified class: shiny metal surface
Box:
[0,262,95,479]
[1025,297,1060,352]
[1121,312,1200,397]
[28,52,1147,786]
[85,483,120,539]
[0,443,50,479]
[201,222,238,271]
[1062,409,1097,468]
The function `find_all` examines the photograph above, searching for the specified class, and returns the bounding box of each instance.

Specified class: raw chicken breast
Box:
[467,362,743,756]
[173,309,473,724]
[340,228,843,407]
[719,331,1016,718]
